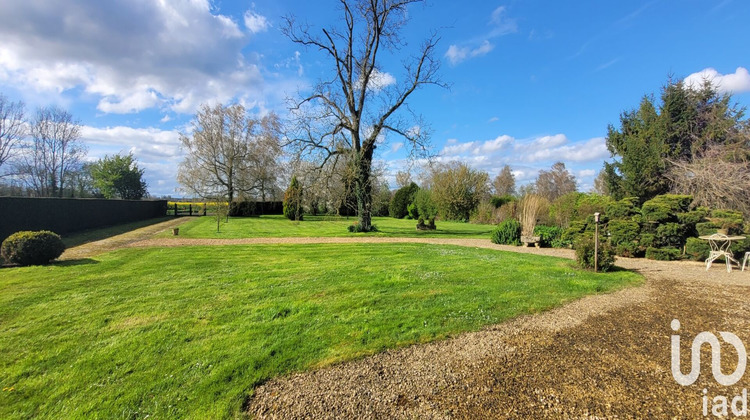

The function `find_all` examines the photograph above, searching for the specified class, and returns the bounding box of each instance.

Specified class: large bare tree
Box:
[178,103,281,202]
[0,94,26,176]
[668,144,750,217]
[284,0,443,231]
[20,106,86,197]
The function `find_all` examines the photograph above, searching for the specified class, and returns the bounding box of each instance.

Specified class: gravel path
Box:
[60,218,192,260]
[73,231,750,417]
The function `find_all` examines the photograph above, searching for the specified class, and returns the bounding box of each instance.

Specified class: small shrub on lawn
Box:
[645,246,681,261]
[407,202,419,220]
[389,182,419,219]
[347,223,378,233]
[491,219,521,245]
[412,189,438,221]
[534,225,563,248]
[1,231,65,266]
[685,237,710,261]
[283,176,304,221]
[574,235,615,272]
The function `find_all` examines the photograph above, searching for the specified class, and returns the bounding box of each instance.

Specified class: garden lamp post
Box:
[594,212,600,272]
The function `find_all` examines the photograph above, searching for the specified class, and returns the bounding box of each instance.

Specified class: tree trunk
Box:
[355,146,374,231]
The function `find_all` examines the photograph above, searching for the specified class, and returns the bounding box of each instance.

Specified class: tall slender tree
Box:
[283,0,443,231]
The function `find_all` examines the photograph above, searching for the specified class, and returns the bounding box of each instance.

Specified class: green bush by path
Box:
[0,243,641,418]
[685,237,710,261]
[574,235,616,271]
[491,219,521,245]
[645,246,681,261]
[534,225,563,248]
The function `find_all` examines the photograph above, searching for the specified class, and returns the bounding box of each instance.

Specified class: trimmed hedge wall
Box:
[0,197,167,243]
[228,201,283,217]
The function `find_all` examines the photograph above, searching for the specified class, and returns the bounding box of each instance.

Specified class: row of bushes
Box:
[489,192,750,269]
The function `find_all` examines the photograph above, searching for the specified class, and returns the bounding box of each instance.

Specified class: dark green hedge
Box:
[0,197,167,243]
[228,201,283,217]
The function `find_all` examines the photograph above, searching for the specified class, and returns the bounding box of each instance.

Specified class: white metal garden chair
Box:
[704,234,739,273]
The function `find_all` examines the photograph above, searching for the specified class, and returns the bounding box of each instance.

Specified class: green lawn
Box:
[0,243,641,418]
[166,214,495,239]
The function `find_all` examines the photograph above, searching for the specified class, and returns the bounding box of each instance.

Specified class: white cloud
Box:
[578,169,596,177]
[244,11,269,34]
[523,134,568,149]
[445,6,516,65]
[441,135,512,157]
[442,141,477,156]
[0,0,268,114]
[357,69,396,91]
[488,116,499,123]
[489,6,518,36]
[445,41,494,65]
[81,125,182,160]
[390,142,404,153]
[475,135,513,154]
[523,137,608,163]
[684,67,750,94]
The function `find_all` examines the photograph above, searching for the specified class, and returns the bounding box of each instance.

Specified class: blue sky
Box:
[1,0,748,196]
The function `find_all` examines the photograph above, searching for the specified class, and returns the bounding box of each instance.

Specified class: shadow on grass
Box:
[62,217,173,248]
[54,258,99,267]
[1,258,99,268]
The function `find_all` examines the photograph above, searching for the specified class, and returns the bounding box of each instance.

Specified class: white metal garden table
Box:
[699,234,745,273]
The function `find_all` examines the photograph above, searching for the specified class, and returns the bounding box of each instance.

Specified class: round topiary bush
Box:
[1,231,65,266]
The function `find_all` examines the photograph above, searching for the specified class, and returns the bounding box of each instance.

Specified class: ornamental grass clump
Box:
[519,194,547,238]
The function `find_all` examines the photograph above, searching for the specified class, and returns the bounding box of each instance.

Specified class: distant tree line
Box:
[0,93,148,199]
